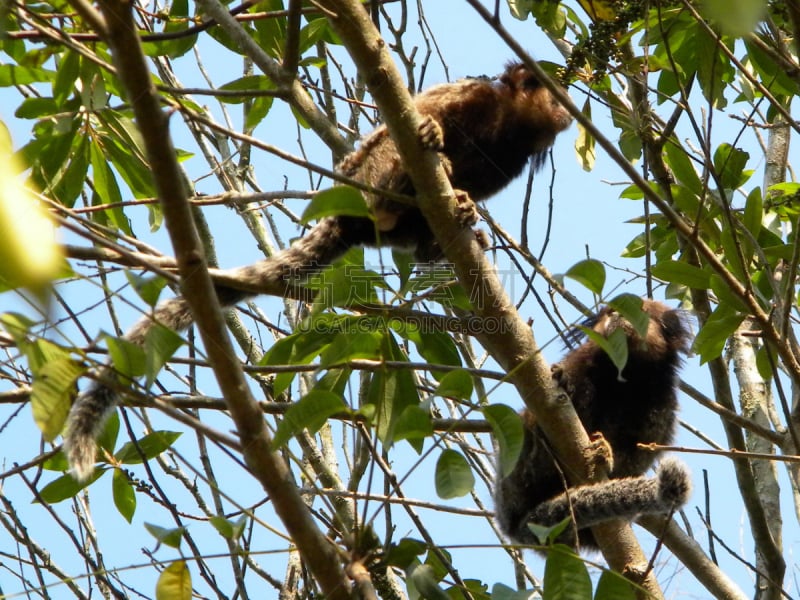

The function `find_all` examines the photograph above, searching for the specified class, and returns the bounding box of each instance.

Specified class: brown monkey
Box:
[494,300,692,552]
[64,61,572,481]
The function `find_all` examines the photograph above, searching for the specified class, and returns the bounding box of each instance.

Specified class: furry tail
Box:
[64,216,362,481]
[519,458,691,544]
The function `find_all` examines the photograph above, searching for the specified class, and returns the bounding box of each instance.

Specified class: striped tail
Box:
[65,216,363,480]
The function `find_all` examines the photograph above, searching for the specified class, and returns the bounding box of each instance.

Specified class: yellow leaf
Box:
[0,125,63,292]
[575,101,596,172]
[577,0,617,22]
[32,356,83,441]
[156,560,191,600]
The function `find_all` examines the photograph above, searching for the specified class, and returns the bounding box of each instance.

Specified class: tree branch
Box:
[80,1,352,596]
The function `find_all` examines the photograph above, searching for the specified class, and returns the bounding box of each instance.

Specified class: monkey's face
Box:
[501,63,573,143]
[590,301,691,359]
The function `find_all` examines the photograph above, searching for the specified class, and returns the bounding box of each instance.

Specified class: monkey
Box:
[493,299,692,552]
[63,61,573,481]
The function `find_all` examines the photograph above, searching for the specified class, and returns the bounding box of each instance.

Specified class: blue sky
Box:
[1,1,797,597]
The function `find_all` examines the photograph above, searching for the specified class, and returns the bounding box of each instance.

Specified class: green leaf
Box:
[484,404,524,478]
[395,323,462,380]
[434,449,475,499]
[298,18,333,53]
[106,334,147,380]
[252,1,286,58]
[392,404,434,447]
[144,323,184,387]
[408,564,450,600]
[260,329,335,396]
[301,186,372,224]
[694,306,745,363]
[491,582,539,600]
[272,390,348,449]
[53,51,80,105]
[650,260,710,290]
[114,430,182,464]
[528,517,571,546]
[143,0,197,59]
[385,537,427,569]
[743,187,763,237]
[125,273,168,308]
[699,0,766,37]
[0,65,55,86]
[319,329,382,366]
[210,515,247,541]
[582,327,629,379]
[664,138,702,196]
[50,133,90,208]
[145,523,186,549]
[156,560,192,600]
[112,467,136,523]
[90,139,131,235]
[433,369,473,400]
[217,75,276,104]
[594,569,637,600]
[15,97,59,119]
[607,294,648,338]
[713,143,750,190]
[709,275,750,313]
[38,469,104,503]
[745,39,800,96]
[97,411,121,457]
[31,357,83,441]
[564,259,605,295]
[542,546,592,600]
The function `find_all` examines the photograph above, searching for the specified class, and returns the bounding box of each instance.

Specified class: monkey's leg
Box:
[524,458,691,536]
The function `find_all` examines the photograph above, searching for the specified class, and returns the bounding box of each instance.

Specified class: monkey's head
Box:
[587,300,692,362]
[499,62,573,140]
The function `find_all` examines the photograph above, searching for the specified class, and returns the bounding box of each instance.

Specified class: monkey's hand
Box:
[584,432,614,479]
[418,115,444,151]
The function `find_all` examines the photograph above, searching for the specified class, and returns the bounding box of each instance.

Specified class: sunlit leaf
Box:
[156,560,191,600]
[301,186,372,224]
[0,127,63,292]
[31,357,83,441]
[564,259,605,295]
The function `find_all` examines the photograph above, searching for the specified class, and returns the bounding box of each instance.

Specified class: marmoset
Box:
[63,61,573,481]
[494,300,692,551]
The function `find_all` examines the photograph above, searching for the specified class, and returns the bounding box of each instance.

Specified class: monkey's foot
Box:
[418,115,444,150]
[584,432,614,479]
[454,190,479,228]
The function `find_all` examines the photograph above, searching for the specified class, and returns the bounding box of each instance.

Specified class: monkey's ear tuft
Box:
[660,309,694,354]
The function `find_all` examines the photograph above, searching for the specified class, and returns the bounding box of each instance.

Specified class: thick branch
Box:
[316,0,663,591]
[80,1,351,597]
